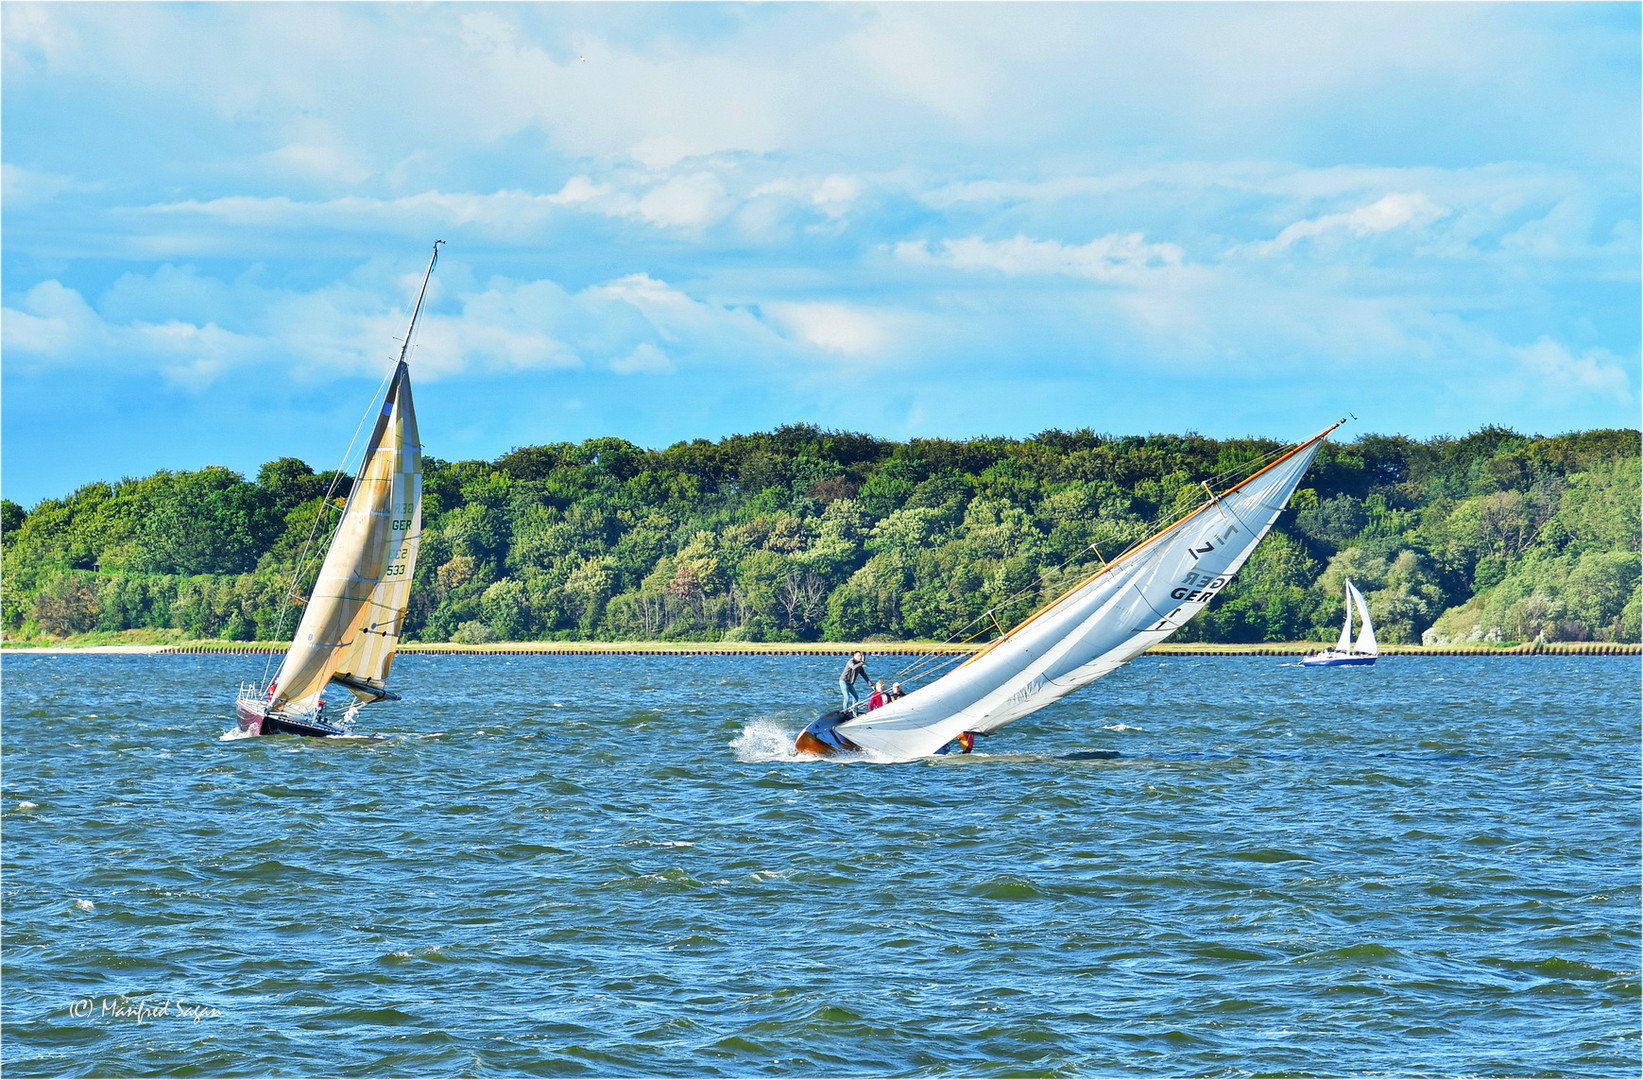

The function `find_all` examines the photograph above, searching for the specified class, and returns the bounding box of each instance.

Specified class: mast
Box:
[397,241,443,367]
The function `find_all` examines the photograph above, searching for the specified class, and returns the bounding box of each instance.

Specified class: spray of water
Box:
[730,718,807,762]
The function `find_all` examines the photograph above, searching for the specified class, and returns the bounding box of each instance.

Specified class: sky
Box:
[3,2,1639,507]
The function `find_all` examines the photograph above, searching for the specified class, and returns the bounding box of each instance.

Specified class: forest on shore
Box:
[3,424,1638,648]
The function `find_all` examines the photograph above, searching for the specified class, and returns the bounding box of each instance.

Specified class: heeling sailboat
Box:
[796,422,1344,761]
[234,242,440,737]
[1300,577,1378,667]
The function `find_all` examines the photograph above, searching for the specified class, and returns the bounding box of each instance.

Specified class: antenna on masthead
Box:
[397,240,444,366]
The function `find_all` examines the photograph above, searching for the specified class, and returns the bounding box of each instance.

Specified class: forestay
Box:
[835,425,1339,761]
[269,364,422,712]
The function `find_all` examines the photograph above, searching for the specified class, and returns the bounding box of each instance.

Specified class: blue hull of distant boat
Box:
[1300,653,1376,667]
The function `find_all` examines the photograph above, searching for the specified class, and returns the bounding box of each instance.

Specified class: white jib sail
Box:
[270,363,421,712]
[835,425,1339,761]
[1335,580,1355,653]
[1347,578,1378,656]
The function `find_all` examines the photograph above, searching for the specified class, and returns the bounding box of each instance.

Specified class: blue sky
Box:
[4,2,1638,506]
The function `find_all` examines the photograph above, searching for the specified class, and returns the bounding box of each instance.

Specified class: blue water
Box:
[3,653,1639,1077]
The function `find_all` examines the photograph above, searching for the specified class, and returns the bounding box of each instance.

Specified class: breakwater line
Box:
[10,640,1637,657]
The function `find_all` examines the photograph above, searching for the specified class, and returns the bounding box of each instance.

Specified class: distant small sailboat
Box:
[797,422,1343,761]
[1300,578,1378,668]
[234,242,439,737]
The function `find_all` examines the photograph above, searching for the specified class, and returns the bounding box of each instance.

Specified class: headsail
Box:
[1334,586,1354,653]
[833,424,1339,761]
[1347,579,1378,656]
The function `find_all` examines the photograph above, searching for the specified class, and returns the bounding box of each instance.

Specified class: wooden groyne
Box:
[110,640,1643,657]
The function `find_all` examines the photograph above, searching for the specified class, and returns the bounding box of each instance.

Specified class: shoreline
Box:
[4,640,1637,657]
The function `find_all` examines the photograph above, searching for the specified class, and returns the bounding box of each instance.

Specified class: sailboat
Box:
[1299,577,1378,667]
[234,242,439,737]
[796,422,1343,761]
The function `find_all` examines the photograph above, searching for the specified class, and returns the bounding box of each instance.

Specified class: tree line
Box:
[3,424,1638,647]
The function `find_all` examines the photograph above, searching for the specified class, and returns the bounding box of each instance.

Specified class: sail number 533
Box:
[384,563,406,576]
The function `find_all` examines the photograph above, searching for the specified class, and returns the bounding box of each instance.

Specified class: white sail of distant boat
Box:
[1302,577,1378,668]
[234,242,439,737]
[797,423,1343,761]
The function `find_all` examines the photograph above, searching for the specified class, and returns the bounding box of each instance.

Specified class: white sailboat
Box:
[1299,577,1378,668]
[797,423,1342,761]
[234,242,439,737]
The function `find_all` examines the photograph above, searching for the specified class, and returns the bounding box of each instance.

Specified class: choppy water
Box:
[3,653,1638,1077]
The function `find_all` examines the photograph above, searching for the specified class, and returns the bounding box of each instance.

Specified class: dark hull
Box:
[235,698,349,738]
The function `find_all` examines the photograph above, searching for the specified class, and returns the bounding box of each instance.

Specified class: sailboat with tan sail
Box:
[796,422,1343,761]
[234,242,439,737]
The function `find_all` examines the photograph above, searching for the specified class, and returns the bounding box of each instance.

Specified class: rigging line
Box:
[882,543,1116,687]
[889,621,1002,686]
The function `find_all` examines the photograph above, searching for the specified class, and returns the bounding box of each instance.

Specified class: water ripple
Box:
[3,653,1638,1076]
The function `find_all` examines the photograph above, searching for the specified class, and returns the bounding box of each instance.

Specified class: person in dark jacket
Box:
[839,652,871,712]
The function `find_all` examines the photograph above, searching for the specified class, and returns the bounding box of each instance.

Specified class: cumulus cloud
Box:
[1,279,254,387]
[1514,337,1633,400]
[761,301,897,356]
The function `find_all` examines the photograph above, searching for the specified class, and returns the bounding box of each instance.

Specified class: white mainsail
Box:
[834,425,1339,761]
[1347,578,1378,656]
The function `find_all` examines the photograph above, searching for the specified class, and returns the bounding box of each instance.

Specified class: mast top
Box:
[396,240,444,366]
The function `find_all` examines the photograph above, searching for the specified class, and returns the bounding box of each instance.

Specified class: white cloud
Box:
[1,279,255,388]
[762,301,895,356]
[749,173,864,219]
[897,233,1184,281]
[0,163,96,208]
[1254,193,1451,254]
[129,168,760,241]
[634,172,732,230]
[610,342,673,375]
[1514,337,1633,401]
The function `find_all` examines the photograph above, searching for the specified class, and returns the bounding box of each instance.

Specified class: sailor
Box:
[867,681,888,710]
[838,651,871,713]
[889,682,905,700]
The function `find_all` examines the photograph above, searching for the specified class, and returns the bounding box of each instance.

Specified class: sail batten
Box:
[832,424,1338,760]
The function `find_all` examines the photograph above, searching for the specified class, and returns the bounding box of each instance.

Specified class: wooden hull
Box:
[795,711,861,755]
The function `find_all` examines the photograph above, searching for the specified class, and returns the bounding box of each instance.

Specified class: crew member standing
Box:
[838,651,871,713]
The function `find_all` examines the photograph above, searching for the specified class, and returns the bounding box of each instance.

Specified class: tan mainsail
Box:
[270,364,422,712]
[331,373,421,699]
